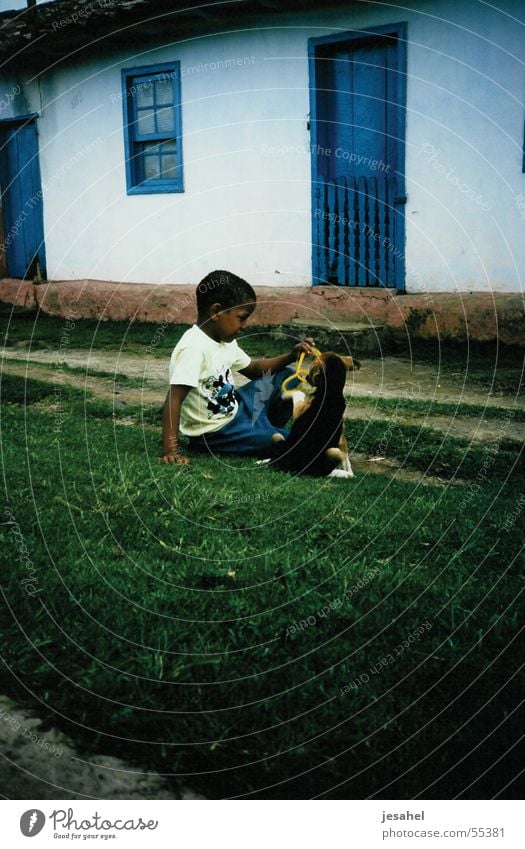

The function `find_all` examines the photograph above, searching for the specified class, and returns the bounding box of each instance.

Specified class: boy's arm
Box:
[239,338,315,380]
[161,384,191,464]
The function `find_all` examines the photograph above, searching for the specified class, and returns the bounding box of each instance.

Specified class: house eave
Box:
[0,0,370,70]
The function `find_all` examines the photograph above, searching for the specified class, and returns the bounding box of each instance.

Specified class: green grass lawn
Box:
[1,364,523,798]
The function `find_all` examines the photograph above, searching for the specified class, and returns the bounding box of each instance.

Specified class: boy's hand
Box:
[160,452,191,465]
[291,337,316,359]
[241,338,317,379]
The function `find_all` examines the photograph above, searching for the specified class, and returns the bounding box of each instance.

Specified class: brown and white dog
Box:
[269,352,359,478]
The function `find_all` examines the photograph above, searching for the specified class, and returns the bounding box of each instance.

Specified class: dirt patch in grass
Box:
[347,356,524,408]
[345,452,465,487]
[346,405,525,445]
[0,358,162,406]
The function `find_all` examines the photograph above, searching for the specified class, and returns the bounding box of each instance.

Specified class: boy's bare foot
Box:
[160,453,191,465]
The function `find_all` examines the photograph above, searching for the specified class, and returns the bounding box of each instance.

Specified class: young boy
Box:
[161,270,314,464]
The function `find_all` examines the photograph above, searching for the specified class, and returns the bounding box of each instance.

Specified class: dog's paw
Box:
[255,458,271,466]
[342,456,354,475]
[328,468,354,479]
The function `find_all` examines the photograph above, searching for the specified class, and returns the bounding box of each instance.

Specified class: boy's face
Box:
[212,303,255,342]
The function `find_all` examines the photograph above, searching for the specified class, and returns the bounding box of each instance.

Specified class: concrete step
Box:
[265,318,394,356]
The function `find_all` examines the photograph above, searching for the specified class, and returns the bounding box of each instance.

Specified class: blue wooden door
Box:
[309,25,406,288]
[0,118,46,279]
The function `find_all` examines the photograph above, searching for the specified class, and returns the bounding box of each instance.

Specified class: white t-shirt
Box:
[168,325,251,436]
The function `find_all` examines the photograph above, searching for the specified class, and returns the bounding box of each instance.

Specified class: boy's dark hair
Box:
[196,270,256,315]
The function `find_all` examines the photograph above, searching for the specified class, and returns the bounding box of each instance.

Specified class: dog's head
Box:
[306,352,360,393]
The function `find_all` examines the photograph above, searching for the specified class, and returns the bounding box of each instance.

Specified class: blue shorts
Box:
[188,367,299,457]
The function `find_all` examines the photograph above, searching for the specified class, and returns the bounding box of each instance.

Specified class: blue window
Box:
[121,62,183,194]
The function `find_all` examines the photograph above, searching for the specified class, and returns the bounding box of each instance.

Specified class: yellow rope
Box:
[281,346,322,393]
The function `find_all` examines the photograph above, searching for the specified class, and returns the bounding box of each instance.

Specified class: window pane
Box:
[156,106,175,133]
[137,109,155,135]
[135,80,153,107]
[159,139,177,153]
[141,141,163,155]
[144,156,161,180]
[155,79,173,105]
[160,155,178,178]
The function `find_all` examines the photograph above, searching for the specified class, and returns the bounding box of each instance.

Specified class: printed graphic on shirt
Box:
[201,367,237,418]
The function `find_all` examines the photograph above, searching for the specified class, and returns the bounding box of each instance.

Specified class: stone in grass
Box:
[0,695,204,799]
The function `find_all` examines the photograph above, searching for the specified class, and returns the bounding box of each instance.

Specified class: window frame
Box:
[121,61,184,195]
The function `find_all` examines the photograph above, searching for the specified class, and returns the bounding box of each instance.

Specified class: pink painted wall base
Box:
[1,278,523,347]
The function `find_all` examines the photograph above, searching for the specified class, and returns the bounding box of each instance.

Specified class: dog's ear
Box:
[341,356,361,371]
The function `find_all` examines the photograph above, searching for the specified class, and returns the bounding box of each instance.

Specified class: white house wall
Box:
[3,0,524,292]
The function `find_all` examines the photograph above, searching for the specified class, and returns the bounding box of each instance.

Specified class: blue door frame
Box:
[0,114,46,279]
[308,23,407,289]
